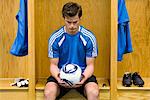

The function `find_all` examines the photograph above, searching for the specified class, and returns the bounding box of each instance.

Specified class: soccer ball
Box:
[60,64,82,86]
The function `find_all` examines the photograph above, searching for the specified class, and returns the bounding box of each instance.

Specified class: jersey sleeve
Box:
[86,36,98,58]
[48,37,59,58]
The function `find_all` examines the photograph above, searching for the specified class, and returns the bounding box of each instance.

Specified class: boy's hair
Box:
[62,2,82,18]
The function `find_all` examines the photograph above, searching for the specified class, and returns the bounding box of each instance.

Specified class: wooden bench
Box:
[0,78,28,100]
[1,78,150,99]
[36,78,110,100]
[0,78,110,100]
[117,78,150,100]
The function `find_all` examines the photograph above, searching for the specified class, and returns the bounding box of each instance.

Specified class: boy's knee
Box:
[92,89,99,97]
[44,89,58,100]
[44,87,58,97]
[88,89,99,97]
[85,84,99,98]
[44,90,51,97]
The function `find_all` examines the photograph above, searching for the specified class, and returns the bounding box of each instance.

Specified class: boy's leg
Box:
[84,82,99,100]
[44,82,60,100]
[44,76,71,100]
[76,75,99,100]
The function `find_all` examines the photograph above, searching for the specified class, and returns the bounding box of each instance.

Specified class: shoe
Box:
[132,72,144,87]
[122,72,132,87]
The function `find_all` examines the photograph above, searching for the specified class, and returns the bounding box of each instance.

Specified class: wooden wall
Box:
[117,0,150,77]
[1,0,149,80]
[0,0,28,78]
[35,0,111,79]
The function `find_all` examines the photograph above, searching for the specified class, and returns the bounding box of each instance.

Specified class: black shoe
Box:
[132,72,144,87]
[122,72,132,87]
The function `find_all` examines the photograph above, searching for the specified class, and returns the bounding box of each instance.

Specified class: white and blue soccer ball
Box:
[60,64,82,85]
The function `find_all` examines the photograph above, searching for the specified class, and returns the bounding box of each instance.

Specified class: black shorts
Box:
[46,75,98,99]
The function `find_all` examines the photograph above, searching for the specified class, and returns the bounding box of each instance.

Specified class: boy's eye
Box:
[73,21,77,24]
[67,21,71,24]
[67,21,78,24]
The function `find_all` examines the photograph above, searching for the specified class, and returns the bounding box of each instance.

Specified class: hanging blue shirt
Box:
[118,0,133,61]
[48,26,98,72]
[10,0,28,56]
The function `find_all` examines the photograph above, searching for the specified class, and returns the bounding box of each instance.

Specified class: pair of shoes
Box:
[122,72,144,87]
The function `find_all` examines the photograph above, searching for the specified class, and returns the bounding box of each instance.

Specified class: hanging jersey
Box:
[118,0,133,61]
[48,26,98,72]
[10,0,28,56]
[118,0,129,24]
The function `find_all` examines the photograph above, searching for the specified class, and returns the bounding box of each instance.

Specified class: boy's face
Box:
[64,14,80,34]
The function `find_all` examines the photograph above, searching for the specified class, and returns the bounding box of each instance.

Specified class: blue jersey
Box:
[10,0,28,56]
[48,26,98,72]
[118,0,133,61]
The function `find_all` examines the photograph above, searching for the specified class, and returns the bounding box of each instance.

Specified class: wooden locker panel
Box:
[0,90,28,100]
[118,90,150,100]
[117,0,150,77]
[0,0,28,78]
[35,0,111,79]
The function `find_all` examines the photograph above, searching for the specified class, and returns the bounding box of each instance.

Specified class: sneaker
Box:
[122,72,132,87]
[132,72,144,87]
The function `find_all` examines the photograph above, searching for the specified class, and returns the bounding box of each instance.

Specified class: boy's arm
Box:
[81,57,95,82]
[73,57,95,88]
[50,58,72,88]
[50,58,60,81]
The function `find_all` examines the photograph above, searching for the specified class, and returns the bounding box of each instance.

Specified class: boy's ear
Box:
[79,17,82,20]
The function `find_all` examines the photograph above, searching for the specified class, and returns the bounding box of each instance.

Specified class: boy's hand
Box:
[72,74,86,88]
[57,74,73,88]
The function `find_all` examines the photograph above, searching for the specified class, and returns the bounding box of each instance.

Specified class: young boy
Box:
[44,2,99,100]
